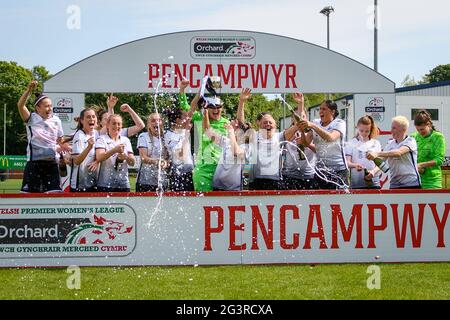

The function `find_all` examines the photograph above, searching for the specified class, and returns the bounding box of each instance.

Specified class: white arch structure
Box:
[44,30,395,94]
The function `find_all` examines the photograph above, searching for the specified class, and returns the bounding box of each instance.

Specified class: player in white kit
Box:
[95,114,135,192]
[17,80,68,193]
[70,108,99,192]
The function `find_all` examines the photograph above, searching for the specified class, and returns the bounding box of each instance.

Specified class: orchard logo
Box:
[365,97,385,122]
[54,97,74,123]
[65,215,133,245]
[56,98,72,108]
[191,36,256,59]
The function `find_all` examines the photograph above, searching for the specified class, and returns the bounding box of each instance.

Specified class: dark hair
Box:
[322,100,339,118]
[257,112,270,122]
[357,115,379,139]
[97,109,109,125]
[239,121,252,132]
[33,93,49,107]
[163,107,183,127]
[414,110,436,131]
[76,108,97,131]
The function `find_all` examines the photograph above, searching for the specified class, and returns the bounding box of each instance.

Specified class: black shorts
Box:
[390,185,421,190]
[315,169,349,190]
[70,186,97,192]
[352,186,381,190]
[170,171,194,192]
[249,178,281,190]
[97,186,130,193]
[135,183,159,192]
[281,176,317,190]
[21,161,61,193]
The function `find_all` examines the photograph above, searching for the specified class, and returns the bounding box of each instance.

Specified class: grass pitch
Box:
[1,263,449,300]
[1,174,449,300]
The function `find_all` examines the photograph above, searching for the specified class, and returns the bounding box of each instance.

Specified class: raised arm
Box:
[190,92,201,117]
[17,80,37,122]
[225,124,244,157]
[177,79,198,118]
[292,92,307,120]
[237,88,251,125]
[120,104,145,137]
[178,79,191,111]
[202,106,210,131]
[106,93,118,115]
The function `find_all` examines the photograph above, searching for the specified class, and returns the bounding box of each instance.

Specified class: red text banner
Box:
[0,190,448,267]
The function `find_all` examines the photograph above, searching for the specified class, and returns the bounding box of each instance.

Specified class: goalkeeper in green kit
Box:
[178,77,251,192]
[411,110,446,189]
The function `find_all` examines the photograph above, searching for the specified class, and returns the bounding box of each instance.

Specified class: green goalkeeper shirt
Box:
[411,130,446,189]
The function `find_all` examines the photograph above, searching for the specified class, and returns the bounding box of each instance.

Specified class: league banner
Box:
[0,190,448,267]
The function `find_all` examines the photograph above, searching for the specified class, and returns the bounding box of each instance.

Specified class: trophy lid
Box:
[204,96,223,108]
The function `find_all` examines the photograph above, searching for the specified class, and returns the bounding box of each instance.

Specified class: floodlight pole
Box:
[326,13,330,50]
[320,6,334,100]
[374,0,378,72]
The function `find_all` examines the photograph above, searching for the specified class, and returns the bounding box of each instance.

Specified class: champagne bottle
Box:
[114,156,124,171]
[373,157,390,173]
[58,153,67,177]
[286,103,311,133]
[285,104,307,161]
[297,143,306,161]
[364,168,374,187]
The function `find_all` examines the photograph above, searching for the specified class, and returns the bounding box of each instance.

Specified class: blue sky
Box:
[1,0,449,87]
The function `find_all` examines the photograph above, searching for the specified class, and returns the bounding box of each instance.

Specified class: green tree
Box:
[0,61,53,155]
[424,64,450,83]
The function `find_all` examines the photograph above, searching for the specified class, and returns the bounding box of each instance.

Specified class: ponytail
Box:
[323,100,339,119]
[414,109,436,131]
[356,115,379,139]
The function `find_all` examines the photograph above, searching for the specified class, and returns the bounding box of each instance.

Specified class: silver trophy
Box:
[198,76,222,109]
[206,76,221,96]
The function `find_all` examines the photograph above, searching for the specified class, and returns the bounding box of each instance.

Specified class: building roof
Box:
[395,80,450,93]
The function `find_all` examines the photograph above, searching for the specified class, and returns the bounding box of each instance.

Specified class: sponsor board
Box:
[53,98,73,123]
[0,156,27,170]
[0,191,448,267]
[191,36,256,59]
[0,204,136,258]
[365,97,385,122]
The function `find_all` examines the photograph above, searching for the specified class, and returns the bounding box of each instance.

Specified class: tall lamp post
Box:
[320,6,334,50]
[320,6,334,99]
[374,0,378,72]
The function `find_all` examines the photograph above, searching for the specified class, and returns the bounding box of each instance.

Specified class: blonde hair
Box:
[392,116,409,130]
[107,114,122,124]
